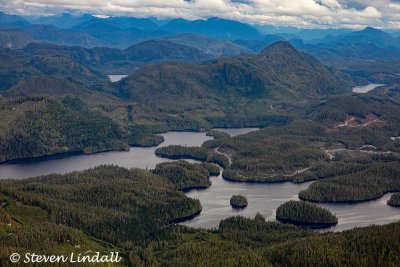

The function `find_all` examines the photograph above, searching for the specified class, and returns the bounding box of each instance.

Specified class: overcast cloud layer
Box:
[1,0,400,29]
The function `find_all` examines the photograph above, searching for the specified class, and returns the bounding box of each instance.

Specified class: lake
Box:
[0,131,215,179]
[183,170,400,231]
[108,75,129,82]
[0,128,257,179]
[0,128,399,232]
[352,84,385,93]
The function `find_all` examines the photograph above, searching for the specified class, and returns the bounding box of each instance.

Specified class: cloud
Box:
[0,0,399,28]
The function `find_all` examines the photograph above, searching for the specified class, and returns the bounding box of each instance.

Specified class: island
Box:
[153,161,214,192]
[230,195,248,209]
[276,200,338,229]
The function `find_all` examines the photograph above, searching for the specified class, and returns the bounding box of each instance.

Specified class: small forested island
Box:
[153,160,216,191]
[230,195,248,208]
[388,193,400,207]
[276,200,338,229]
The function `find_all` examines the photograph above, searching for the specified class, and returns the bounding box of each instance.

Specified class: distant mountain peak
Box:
[259,41,297,55]
[358,27,385,35]
[350,27,391,38]
[363,26,380,31]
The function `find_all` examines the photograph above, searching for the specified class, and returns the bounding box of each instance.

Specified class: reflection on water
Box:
[0,127,398,231]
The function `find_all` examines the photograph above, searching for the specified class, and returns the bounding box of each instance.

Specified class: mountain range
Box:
[316,27,400,48]
[2,11,400,66]
[2,10,400,91]
[19,40,213,75]
[0,12,262,48]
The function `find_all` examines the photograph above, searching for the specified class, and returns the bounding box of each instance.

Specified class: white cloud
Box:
[0,0,399,28]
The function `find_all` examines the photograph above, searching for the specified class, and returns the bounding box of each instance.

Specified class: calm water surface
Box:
[0,127,399,231]
[352,84,385,93]
[183,169,400,231]
[108,75,129,82]
[0,131,214,179]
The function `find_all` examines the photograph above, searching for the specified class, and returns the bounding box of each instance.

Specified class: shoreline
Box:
[181,185,210,193]
[222,174,293,184]
[169,209,202,224]
[299,190,400,205]
[152,126,260,135]
[0,144,155,166]
[155,154,205,161]
[230,204,248,209]
[276,217,338,229]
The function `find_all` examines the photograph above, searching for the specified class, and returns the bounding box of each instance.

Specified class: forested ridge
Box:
[299,162,400,203]
[116,41,353,104]
[130,215,400,267]
[0,165,201,246]
[0,192,125,267]
[0,95,163,162]
[23,40,214,74]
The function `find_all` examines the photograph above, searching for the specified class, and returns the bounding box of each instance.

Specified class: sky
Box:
[1,0,400,29]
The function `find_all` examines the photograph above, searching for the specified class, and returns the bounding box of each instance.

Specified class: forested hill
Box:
[161,33,252,57]
[0,30,32,49]
[21,40,215,74]
[123,40,212,62]
[115,41,353,104]
[25,40,213,64]
[0,48,107,91]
